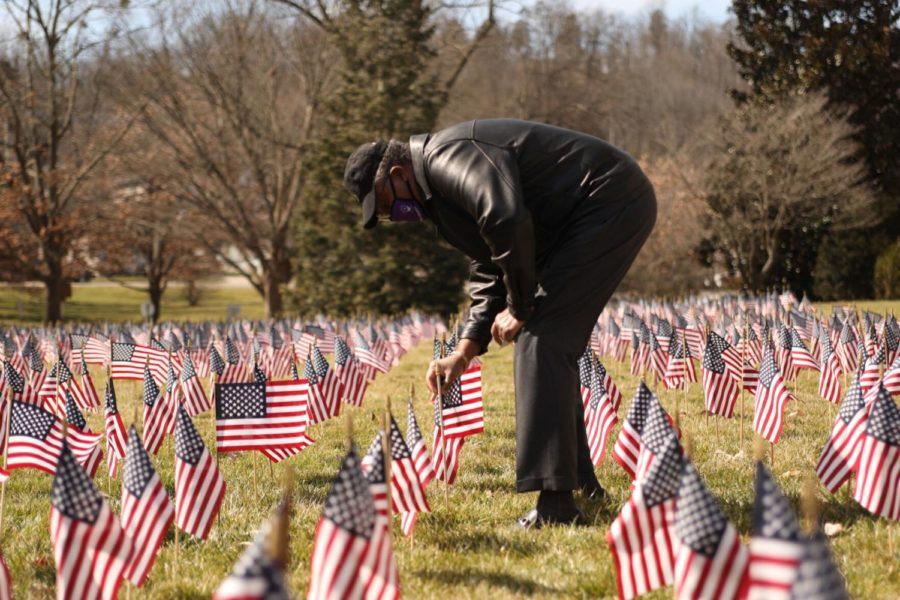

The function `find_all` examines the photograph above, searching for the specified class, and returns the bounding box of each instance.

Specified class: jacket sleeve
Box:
[461,258,508,354]
[427,140,537,331]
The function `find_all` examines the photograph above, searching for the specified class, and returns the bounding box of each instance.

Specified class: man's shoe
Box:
[578,478,608,502]
[516,507,588,530]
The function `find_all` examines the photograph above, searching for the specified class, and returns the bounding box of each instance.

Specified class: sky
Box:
[534,0,732,23]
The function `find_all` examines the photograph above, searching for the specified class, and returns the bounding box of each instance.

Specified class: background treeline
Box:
[1,0,896,323]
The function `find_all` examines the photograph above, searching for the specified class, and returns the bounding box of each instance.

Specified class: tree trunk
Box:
[43,256,68,324]
[263,271,283,319]
[44,277,65,324]
[148,279,163,324]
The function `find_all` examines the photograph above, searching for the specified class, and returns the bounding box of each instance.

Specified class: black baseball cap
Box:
[343,140,388,229]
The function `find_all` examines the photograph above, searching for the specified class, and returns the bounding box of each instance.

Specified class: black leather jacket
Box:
[410,119,651,353]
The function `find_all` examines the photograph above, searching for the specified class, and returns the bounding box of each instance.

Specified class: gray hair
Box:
[374,139,412,184]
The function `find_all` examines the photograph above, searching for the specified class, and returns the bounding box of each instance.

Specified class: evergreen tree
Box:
[292,0,468,316]
[728,0,899,299]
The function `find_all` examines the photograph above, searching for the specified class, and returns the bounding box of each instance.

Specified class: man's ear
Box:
[389,164,404,178]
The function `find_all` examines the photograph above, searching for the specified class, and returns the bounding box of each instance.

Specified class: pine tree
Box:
[292,0,468,316]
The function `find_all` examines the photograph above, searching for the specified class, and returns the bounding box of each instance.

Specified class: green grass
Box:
[4,309,900,598]
[0,281,265,323]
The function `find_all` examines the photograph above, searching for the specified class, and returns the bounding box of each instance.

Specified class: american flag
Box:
[361,434,401,599]
[181,352,212,416]
[53,359,78,417]
[352,329,389,377]
[64,391,103,478]
[37,361,59,415]
[215,379,310,453]
[787,532,850,599]
[598,358,623,411]
[859,340,885,392]
[23,338,47,404]
[579,347,596,407]
[8,401,66,474]
[432,389,465,484]
[748,463,804,599]
[753,346,793,444]
[775,323,797,379]
[144,361,178,455]
[706,331,743,382]
[209,345,225,379]
[647,329,669,380]
[312,346,343,419]
[220,337,248,383]
[304,354,330,426]
[742,360,760,395]
[885,352,900,396]
[816,374,869,493]
[2,361,25,400]
[852,384,900,520]
[50,443,133,600]
[335,336,367,407]
[402,400,435,536]
[634,398,678,483]
[70,334,109,365]
[121,426,174,587]
[788,326,819,375]
[174,405,225,539]
[607,435,681,599]
[613,382,656,481]
[74,351,100,411]
[664,334,697,390]
[110,342,167,383]
[585,355,618,467]
[817,328,843,404]
[214,515,290,600]
[673,460,749,600]
[702,334,741,418]
[307,448,378,600]
[837,321,859,374]
[387,418,430,521]
[435,364,484,439]
[103,379,127,479]
[406,399,435,488]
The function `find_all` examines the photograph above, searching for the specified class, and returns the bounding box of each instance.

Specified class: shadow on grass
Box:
[424,529,546,558]
[414,567,561,595]
[719,489,883,536]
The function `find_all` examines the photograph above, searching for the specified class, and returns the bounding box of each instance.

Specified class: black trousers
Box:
[514,185,657,492]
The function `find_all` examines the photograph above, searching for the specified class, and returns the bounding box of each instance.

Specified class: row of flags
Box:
[605,383,850,600]
[0,314,450,598]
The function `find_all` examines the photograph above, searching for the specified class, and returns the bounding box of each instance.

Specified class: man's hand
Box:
[491,308,525,346]
[426,352,469,395]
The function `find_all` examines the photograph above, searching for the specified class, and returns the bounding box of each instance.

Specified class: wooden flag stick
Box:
[268,465,294,569]
[436,333,450,499]
[382,397,394,522]
[679,327,688,431]
[0,388,11,537]
[740,322,748,452]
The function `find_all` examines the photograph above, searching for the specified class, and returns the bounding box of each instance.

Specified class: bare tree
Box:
[0,0,137,322]
[88,178,219,323]
[699,93,878,291]
[114,2,333,317]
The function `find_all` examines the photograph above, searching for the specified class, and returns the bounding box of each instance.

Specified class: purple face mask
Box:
[389,198,426,222]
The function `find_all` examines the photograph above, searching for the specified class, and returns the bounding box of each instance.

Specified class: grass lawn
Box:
[0,281,265,324]
[1,291,898,598]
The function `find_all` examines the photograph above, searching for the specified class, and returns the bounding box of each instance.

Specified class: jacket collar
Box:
[409,133,432,201]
